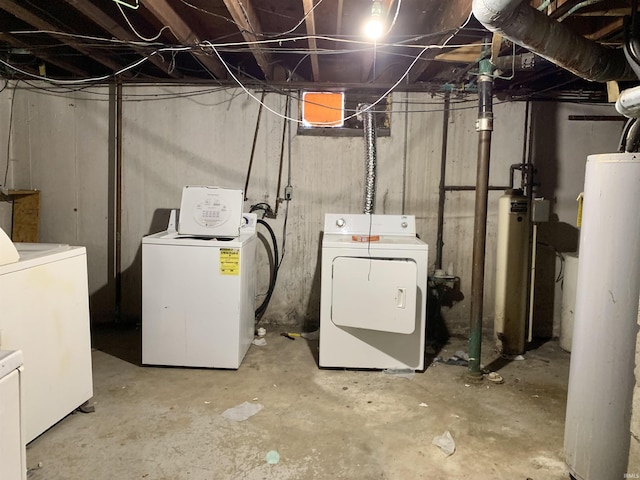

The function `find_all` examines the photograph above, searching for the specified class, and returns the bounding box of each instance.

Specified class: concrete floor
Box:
[26,327,571,480]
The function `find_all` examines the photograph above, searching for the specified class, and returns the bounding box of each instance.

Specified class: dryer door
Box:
[331,256,417,334]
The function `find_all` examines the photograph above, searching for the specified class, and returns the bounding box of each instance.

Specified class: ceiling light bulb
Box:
[364,18,384,40]
[364,0,384,40]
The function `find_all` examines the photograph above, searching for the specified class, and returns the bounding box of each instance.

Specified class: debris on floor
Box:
[432,430,456,456]
[433,350,469,367]
[252,338,267,346]
[265,450,280,465]
[280,332,298,340]
[486,372,505,384]
[382,368,415,379]
[501,353,526,361]
[221,401,263,421]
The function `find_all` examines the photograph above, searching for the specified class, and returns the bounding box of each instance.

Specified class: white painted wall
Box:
[1,84,622,336]
[530,102,622,338]
[0,85,15,233]
[3,83,112,321]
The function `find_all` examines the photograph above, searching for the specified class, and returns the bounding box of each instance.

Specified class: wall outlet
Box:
[284,185,293,201]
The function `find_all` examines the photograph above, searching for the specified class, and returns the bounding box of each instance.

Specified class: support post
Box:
[468,51,494,378]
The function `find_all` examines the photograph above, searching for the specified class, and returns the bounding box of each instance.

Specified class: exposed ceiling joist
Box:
[222,0,274,80]
[586,17,624,40]
[0,32,89,77]
[140,0,227,80]
[0,0,126,74]
[302,0,321,82]
[408,0,473,83]
[60,0,182,79]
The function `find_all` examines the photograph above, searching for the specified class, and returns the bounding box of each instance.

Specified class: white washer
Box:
[319,214,428,370]
[0,242,93,443]
[0,350,26,480]
[142,213,257,369]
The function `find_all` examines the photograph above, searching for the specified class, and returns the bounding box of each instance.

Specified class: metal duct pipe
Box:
[472,0,636,82]
[360,104,377,214]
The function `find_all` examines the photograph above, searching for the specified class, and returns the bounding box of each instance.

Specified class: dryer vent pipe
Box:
[360,103,377,214]
[472,0,636,82]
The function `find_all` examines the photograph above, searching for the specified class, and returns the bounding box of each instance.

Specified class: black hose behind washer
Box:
[255,218,278,321]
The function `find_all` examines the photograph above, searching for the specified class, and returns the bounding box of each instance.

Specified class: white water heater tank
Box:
[564,153,640,480]
[494,189,530,355]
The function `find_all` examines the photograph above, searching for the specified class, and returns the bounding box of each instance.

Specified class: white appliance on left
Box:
[0,231,93,443]
[142,191,258,369]
[0,349,26,480]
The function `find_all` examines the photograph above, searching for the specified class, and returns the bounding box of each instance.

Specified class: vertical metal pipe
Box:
[115,81,123,313]
[436,93,451,269]
[401,88,409,214]
[244,90,266,201]
[107,83,116,321]
[468,56,494,378]
[361,104,377,214]
[274,96,289,217]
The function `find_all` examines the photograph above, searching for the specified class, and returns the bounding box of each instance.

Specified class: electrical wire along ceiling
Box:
[0,0,637,97]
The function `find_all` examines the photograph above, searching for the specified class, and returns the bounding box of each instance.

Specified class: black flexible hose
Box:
[255,218,278,321]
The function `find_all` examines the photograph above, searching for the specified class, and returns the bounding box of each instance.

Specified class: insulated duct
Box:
[360,104,377,214]
[472,0,636,82]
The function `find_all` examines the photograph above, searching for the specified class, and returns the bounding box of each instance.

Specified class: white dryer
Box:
[319,214,428,370]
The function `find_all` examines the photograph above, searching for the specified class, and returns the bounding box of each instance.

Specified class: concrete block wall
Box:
[0,83,622,337]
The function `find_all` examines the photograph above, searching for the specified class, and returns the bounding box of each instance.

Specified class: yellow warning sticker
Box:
[220,248,240,276]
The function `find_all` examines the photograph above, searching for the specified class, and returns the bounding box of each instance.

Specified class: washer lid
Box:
[178,186,243,237]
[0,350,23,379]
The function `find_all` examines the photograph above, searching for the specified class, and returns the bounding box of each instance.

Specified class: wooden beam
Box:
[223,0,273,80]
[302,0,321,82]
[140,0,227,79]
[0,0,126,73]
[60,0,182,79]
[0,32,88,76]
[585,18,624,41]
[435,44,483,63]
[572,8,635,17]
[408,0,472,83]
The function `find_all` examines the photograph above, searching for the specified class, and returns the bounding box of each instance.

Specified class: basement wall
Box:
[0,84,621,337]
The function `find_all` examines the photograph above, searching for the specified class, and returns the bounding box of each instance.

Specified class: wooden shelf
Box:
[0,190,40,242]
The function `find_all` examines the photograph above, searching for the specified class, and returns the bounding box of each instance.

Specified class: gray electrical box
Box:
[531,198,550,223]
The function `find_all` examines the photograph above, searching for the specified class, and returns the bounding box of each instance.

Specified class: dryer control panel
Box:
[324,213,416,236]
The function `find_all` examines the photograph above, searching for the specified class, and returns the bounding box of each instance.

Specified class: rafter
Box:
[302,0,321,82]
[140,0,226,79]
[0,32,88,77]
[585,18,624,41]
[60,0,182,79]
[0,0,126,74]
[223,0,273,80]
[408,0,472,83]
